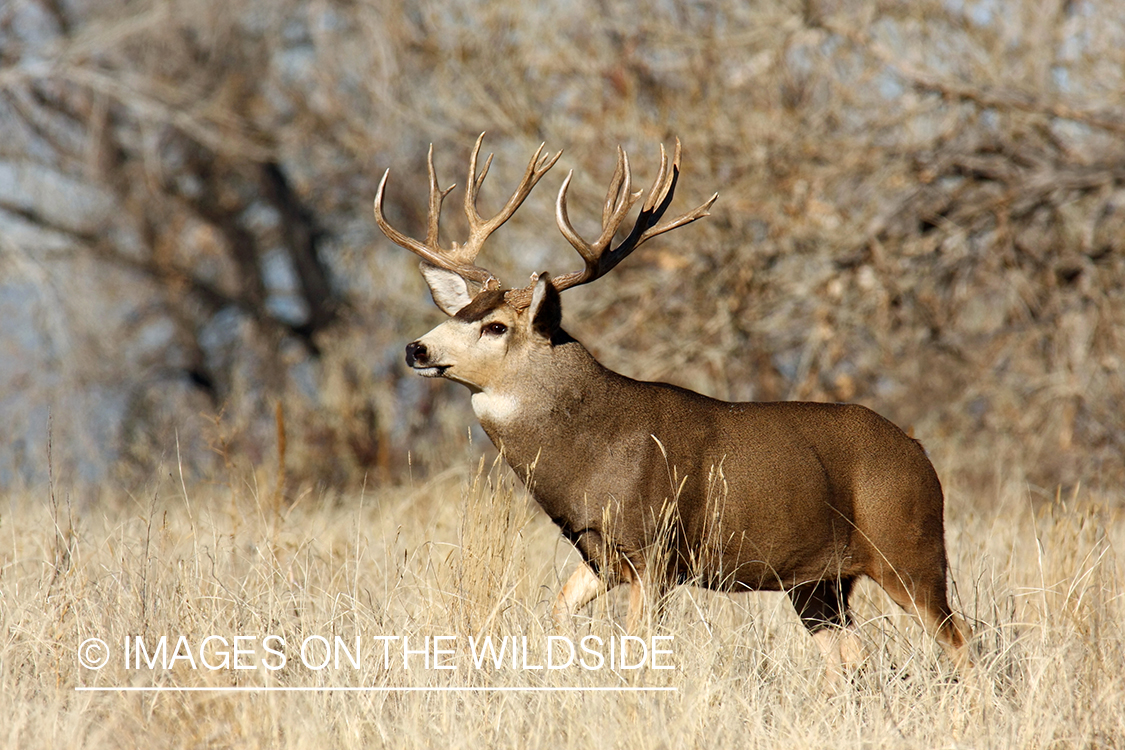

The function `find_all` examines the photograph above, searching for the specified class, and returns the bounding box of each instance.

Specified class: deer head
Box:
[374,134,717,394]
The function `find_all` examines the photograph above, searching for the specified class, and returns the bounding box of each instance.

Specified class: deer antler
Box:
[374,133,562,291]
[504,139,718,309]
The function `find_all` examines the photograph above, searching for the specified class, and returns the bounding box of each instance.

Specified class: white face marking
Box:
[471,391,522,425]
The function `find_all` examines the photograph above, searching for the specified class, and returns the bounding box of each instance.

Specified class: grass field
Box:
[2,449,1123,749]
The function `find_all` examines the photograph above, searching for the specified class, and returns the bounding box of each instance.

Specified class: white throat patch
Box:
[471,391,522,425]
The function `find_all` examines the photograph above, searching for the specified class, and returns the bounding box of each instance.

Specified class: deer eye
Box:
[482,322,508,337]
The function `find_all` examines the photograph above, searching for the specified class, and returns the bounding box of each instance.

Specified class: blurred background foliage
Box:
[0,0,1122,498]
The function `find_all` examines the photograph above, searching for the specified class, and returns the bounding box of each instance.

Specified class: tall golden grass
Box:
[3,443,1122,749]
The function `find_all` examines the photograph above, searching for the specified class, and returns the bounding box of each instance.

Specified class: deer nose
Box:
[405,341,428,368]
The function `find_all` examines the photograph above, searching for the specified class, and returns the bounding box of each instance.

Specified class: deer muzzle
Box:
[405,341,428,368]
[405,341,447,377]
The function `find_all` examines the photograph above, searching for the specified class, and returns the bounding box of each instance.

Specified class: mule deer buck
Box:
[375,135,971,678]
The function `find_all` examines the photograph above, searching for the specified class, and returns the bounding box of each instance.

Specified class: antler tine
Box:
[638,140,719,243]
[461,132,563,261]
[556,148,643,269]
[374,160,495,288]
[376,136,565,293]
[425,144,456,249]
[644,142,673,214]
[554,171,585,261]
[468,134,494,195]
[608,149,645,243]
[601,146,628,228]
[546,139,717,300]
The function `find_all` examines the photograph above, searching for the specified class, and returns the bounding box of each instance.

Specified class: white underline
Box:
[76,686,677,693]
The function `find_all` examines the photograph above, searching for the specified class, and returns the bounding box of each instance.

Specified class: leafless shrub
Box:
[1,0,1122,492]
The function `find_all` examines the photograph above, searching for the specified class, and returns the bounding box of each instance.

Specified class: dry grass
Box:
[2,448,1122,749]
[4,0,1123,491]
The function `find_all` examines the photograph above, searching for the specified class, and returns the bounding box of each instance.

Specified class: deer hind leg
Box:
[871,568,972,673]
[787,577,863,684]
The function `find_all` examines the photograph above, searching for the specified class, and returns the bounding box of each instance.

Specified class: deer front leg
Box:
[552,563,607,624]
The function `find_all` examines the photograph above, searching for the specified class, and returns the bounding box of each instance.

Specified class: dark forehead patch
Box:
[454,289,509,322]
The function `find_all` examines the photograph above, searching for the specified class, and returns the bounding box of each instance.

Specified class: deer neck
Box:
[470,332,621,477]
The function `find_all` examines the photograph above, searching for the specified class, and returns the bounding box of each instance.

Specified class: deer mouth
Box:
[413,365,449,378]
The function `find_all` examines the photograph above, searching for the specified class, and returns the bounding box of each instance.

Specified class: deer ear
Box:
[528,273,562,339]
[420,262,474,316]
